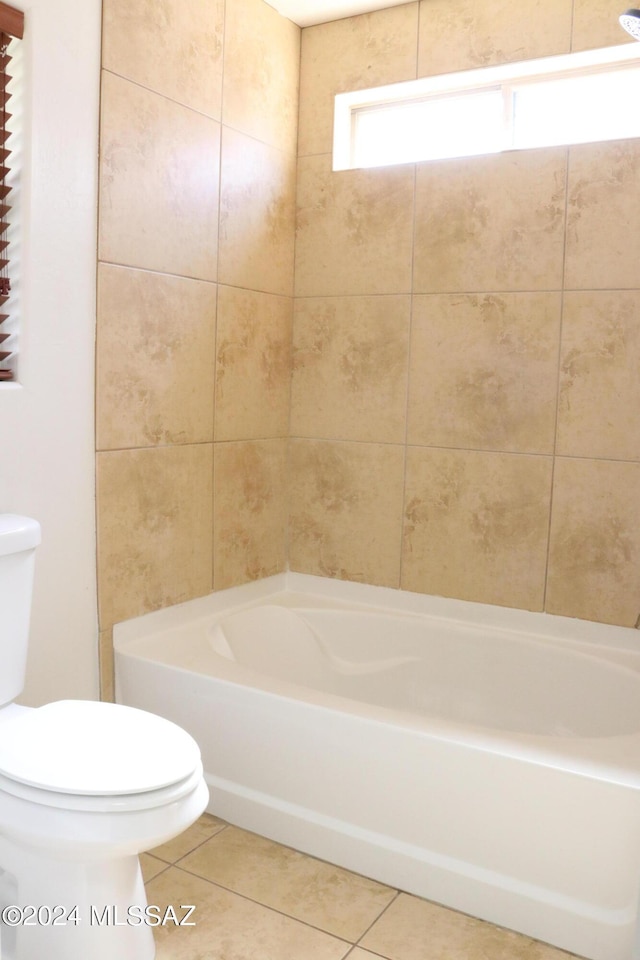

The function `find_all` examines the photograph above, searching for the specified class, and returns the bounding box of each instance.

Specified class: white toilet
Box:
[0,515,209,960]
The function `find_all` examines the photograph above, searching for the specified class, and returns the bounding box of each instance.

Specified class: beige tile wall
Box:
[97,0,640,703]
[292,0,640,627]
[96,0,300,697]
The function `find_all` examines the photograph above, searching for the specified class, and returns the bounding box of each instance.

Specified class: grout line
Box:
[292,285,636,300]
[142,858,173,884]
[569,0,576,53]
[397,162,418,592]
[171,823,230,868]
[414,0,421,79]
[149,822,230,869]
[211,0,227,595]
[542,145,572,612]
[353,889,402,949]
[149,819,399,951]
[97,258,292,300]
[167,861,355,945]
[288,34,301,575]
[96,434,640,467]
[293,287,565,300]
[100,67,222,124]
[98,253,631,301]
[96,261,632,299]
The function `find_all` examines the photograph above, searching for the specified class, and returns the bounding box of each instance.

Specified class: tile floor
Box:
[142,814,582,960]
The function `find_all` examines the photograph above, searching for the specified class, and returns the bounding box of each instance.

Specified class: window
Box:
[0,1,23,382]
[334,43,640,171]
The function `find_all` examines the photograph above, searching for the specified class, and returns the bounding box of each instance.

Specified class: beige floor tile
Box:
[151,814,227,864]
[178,826,396,941]
[527,943,579,959]
[348,951,388,960]
[360,893,572,960]
[146,866,351,960]
[140,853,169,884]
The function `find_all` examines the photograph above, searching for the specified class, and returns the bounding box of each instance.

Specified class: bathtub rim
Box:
[114,571,640,661]
[113,572,640,790]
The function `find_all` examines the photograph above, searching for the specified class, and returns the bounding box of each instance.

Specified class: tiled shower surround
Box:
[96,0,640,697]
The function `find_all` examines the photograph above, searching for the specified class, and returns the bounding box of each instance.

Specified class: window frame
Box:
[333,42,640,171]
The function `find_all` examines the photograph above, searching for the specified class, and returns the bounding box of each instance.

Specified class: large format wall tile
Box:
[215,286,292,442]
[298,3,419,158]
[546,458,640,626]
[99,72,220,280]
[401,447,552,610]
[295,155,415,297]
[407,293,561,454]
[218,127,296,297]
[291,295,411,443]
[97,444,213,629]
[572,0,637,50]
[565,139,640,290]
[96,0,640,640]
[213,440,288,590]
[96,0,300,656]
[96,264,216,450]
[98,629,115,702]
[418,0,572,76]
[101,0,224,118]
[223,0,300,152]
[557,291,640,460]
[413,148,567,293]
[289,439,405,587]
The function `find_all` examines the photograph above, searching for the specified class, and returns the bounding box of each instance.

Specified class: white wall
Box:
[0,0,101,704]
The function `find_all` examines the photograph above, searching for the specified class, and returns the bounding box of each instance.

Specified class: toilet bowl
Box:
[0,515,210,960]
[0,700,209,960]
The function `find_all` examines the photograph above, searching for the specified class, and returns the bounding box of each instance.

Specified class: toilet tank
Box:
[0,515,41,707]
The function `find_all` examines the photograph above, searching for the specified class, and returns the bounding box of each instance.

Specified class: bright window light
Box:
[353,88,504,166]
[512,64,640,149]
[334,44,640,170]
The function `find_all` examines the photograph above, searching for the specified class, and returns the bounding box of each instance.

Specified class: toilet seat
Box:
[0,700,203,808]
[0,763,204,812]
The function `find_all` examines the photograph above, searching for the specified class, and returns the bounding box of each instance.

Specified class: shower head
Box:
[620,8,640,39]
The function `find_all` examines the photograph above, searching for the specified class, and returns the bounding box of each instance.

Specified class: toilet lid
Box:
[0,700,202,795]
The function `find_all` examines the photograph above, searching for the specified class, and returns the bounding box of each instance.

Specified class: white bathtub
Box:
[114,573,640,960]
